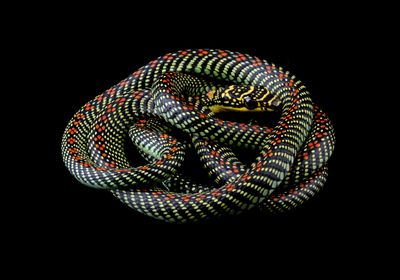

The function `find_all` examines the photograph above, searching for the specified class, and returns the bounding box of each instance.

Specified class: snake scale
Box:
[61,49,335,223]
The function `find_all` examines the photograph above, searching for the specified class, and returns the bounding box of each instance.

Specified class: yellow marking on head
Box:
[237,87,255,101]
[210,105,266,113]
[226,85,235,92]
[221,85,235,99]
[259,90,272,102]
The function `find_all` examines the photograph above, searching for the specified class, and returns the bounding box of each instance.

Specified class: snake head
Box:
[206,85,281,113]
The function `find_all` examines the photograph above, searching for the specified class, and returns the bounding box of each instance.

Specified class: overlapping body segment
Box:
[61,49,335,222]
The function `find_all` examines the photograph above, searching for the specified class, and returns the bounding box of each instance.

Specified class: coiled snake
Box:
[61,49,335,223]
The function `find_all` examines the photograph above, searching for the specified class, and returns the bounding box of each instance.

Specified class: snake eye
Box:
[244,97,258,110]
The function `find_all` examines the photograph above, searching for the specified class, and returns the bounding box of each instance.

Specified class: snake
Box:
[61,49,335,223]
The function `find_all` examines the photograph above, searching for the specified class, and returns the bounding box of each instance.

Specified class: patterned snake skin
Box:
[61,49,335,223]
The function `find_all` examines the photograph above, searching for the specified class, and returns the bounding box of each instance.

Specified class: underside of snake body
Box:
[61,49,335,223]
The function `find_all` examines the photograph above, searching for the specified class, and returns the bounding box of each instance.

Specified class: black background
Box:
[13,8,385,266]
[45,40,359,234]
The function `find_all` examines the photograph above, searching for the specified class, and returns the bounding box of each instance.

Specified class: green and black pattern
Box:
[61,49,335,223]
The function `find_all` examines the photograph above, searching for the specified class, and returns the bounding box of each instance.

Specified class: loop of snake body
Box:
[61,49,335,223]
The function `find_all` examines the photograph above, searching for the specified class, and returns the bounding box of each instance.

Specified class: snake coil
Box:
[62,49,335,223]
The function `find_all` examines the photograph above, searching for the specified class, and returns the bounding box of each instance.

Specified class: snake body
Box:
[61,49,335,223]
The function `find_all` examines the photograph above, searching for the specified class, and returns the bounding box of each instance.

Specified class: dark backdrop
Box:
[47,43,352,229]
[17,18,377,259]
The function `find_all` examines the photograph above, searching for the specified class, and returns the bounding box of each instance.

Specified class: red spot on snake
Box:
[198,49,209,56]
[95,124,105,133]
[68,147,77,154]
[116,97,126,104]
[170,146,179,152]
[289,106,298,113]
[163,54,174,61]
[315,132,324,138]
[291,89,300,97]
[235,53,247,62]
[211,190,221,197]
[73,155,82,161]
[226,184,235,192]
[251,125,261,133]
[106,105,116,113]
[85,103,95,111]
[119,80,128,87]
[256,162,262,172]
[240,174,250,181]
[107,88,116,96]
[210,150,220,157]
[68,128,77,135]
[164,193,176,201]
[284,115,292,122]
[106,161,116,168]
[217,50,228,58]
[95,95,104,102]
[133,70,143,78]
[67,137,76,145]
[149,60,158,68]
[165,154,174,160]
[252,57,263,66]
[115,169,130,173]
[195,194,206,201]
